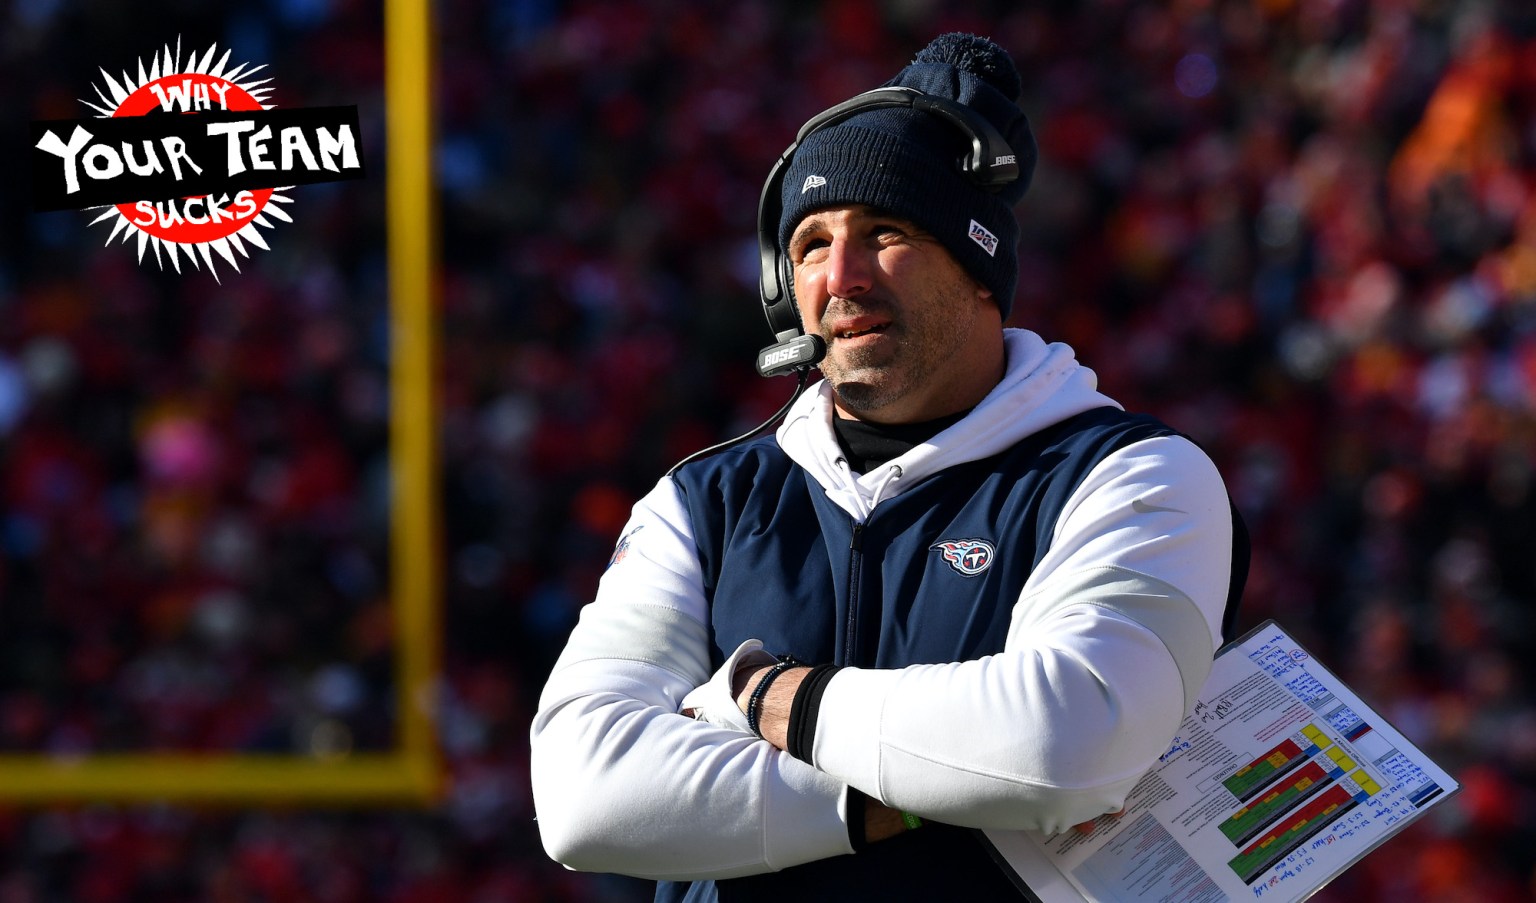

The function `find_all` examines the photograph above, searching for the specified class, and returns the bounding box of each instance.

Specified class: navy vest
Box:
[659,407,1245,903]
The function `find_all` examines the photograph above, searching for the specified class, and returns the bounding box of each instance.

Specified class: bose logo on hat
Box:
[801,175,827,193]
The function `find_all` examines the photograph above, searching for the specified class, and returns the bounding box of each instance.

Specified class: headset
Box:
[668,85,1022,474]
[754,85,1023,377]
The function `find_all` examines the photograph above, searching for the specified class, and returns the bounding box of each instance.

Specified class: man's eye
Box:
[796,237,829,259]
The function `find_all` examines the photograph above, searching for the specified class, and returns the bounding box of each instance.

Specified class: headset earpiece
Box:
[756,148,801,348]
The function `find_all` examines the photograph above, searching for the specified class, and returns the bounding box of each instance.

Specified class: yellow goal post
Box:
[0,0,443,805]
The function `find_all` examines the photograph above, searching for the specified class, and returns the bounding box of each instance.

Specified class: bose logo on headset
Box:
[761,346,803,369]
[753,86,1022,378]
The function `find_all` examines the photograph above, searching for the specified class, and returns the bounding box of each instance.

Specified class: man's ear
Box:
[974,283,1007,325]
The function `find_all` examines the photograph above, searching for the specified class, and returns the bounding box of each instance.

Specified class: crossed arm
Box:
[529,436,1232,880]
[719,657,913,842]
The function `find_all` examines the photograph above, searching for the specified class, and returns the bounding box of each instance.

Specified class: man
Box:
[530,33,1244,901]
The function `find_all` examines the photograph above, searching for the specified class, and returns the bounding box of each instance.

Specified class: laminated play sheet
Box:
[983,621,1458,903]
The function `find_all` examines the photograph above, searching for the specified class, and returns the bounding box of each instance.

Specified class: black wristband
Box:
[846,787,869,852]
[785,663,841,763]
[745,655,800,739]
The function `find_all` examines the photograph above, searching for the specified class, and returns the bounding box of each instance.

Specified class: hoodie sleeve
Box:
[528,477,854,880]
[807,434,1232,834]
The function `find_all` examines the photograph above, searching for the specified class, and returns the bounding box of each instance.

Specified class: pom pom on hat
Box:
[913,32,1023,101]
[778,33,1037,320]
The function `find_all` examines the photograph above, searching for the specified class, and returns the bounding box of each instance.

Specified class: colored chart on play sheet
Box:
[1222,760,1330,845]
[1223,724,1328,802]
[1229,783,1361,883]
[1221,723,1385,855]
[1226,750,1385,886]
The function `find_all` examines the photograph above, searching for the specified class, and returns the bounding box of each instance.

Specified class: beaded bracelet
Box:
[745,655,800,739]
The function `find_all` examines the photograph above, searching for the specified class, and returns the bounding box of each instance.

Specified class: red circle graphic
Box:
[110,73,274,246]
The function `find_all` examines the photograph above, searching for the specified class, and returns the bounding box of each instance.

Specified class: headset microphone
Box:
[756,334,826,378]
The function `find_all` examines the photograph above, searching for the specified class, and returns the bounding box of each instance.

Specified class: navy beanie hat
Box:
[778,34,1037,321]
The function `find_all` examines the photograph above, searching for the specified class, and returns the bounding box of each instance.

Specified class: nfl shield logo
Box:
[968,219,999,257]
[930,538,996,577]
[607,525,643,570]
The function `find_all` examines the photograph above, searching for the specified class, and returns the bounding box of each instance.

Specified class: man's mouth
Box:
[835,323,889,340]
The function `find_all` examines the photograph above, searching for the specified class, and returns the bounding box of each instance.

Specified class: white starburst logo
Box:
[80,38,293,280]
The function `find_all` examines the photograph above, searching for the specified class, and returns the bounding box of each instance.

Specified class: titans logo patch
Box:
[930,538,996,577]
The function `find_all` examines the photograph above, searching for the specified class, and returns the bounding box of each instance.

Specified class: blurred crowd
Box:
[3,0,1535,899]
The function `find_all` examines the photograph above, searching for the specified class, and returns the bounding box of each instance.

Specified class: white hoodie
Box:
[530,329,1234,880]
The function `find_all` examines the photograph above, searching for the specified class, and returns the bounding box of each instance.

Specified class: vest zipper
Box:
[841,466,899,664]
[844,520,864,663]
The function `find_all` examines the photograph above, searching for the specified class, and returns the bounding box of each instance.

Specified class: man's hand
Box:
[863,799,912,842]
[674,638,809,748]
[1072,807,1127,835]
[729,657,921,846]
[679,639,776,734]
[731,660,808,750]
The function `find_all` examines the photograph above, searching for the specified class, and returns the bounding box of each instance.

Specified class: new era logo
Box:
[801,175,827,193]
[968,219,999,257]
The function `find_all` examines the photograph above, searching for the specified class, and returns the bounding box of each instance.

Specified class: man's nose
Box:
[824,236,873,299]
